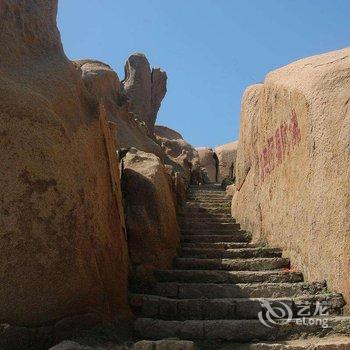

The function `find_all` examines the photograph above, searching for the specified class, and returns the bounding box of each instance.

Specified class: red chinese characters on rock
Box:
[259,109,301,183]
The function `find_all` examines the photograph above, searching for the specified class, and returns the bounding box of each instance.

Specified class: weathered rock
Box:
[75,58,164,158]
[113,106,164,158]
[150,69,168,127]
[174,172,187,207]
[0,0,130,328]
[221,177,234,190]
[196,147,218,182]
[154,125,200,183]
[122,54,167,130]
[233,47,350,308]
[154,125,184,140]
[49,341,97,350]
[134,339,196,350]
[75,60,121,103]
[225,184,236,198]
[249,336,350,350]
[215,141,239,182]
[122,150,180,283]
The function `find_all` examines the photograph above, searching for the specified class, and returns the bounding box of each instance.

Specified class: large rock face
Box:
[122,150,180,283]
[196,147,218,182]
[0,0,130,327]
[154,125,200,183]
[215,141,239,182]
[233,47,350,307]
[122,54,167,130]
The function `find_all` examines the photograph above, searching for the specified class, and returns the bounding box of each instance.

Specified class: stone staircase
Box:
[130,184,350,348]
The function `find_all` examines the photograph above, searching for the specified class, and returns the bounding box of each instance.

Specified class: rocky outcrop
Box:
[0,0,130,330]
[215,141,238,182]
[154,125,200,183]
[196,147,218,182]
[233,47,350,307]
[75,60,121,103]
[122,54,167,130]
[122,150,180,286]
[75,59,164,158]
[154,125,184,140]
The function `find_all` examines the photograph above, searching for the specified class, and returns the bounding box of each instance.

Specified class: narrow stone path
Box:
[131,184,350,348]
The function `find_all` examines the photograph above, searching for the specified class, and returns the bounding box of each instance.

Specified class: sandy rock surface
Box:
[196,147,218,182]
[233,47,350,308]
[215,141,239,182]
[122,150,180,283]
[122,54,167,130]
[155,125,200,183]
[0,0,130,328]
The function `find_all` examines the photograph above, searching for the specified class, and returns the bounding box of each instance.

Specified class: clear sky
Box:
[57,0,350,147]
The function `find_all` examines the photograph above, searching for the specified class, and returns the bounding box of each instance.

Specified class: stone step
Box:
[187,196,227,201]
[154,269,304,284]
[179,247,283,259]
[181,242,260,249]
[153,281,327,299]
[181,229,246,236]
[178,213,233,220]
[187,192,225,197]
[188,189,226,194]
[178,216,235,223]
[188,193,225,196]
[187,194,229,198]
[248,336,350,350]
[180,222,240,230]
[182,234,251,243]
[130,294,345,321]
[186,199,231,204]
[183,210,232,217]
[174,257,290,271]
[186,202,231,208]
[189,185,222,189]
[184,207,232,215]
[189,186,223,192]
[134,316,350,342]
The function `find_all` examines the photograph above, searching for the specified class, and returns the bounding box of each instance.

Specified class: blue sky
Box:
[58,1,350,147]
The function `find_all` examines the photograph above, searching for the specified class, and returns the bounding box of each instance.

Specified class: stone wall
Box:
[233,47,350,308]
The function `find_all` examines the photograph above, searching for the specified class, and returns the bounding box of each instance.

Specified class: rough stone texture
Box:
[49,341,97,350]
[75,59,164,158]
[135,317,350,342]
[122,150,180,280]
[155,125,200,183]
[154,125,184,140]
[75,60,121,103]
[196,147,217,182]
[215,141,239,182]
[150,69,168,128]
[232,47,350,308]
[122,54,167,130]
[249,336,350,350]
[134,340,196,350]
[225,184,236,198]
[174,172,187,208]
[0,0,130,327]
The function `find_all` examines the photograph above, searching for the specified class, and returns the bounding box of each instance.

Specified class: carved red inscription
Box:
[259,109,301,183]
